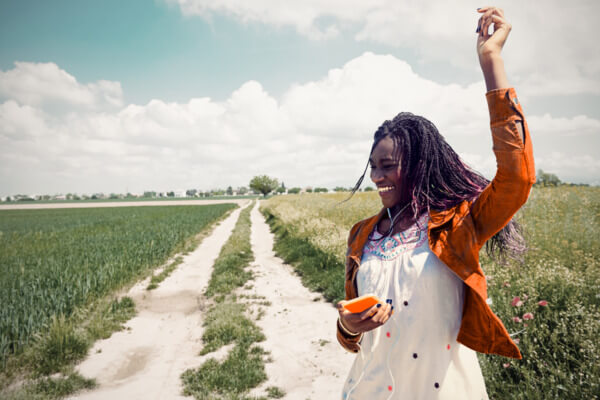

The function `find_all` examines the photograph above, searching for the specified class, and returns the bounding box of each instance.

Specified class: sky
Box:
[1,0,599,197]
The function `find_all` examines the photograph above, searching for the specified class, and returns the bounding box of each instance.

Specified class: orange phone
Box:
[343,294,381,313]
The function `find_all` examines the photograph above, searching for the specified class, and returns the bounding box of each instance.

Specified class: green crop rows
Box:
[0,204,235,366]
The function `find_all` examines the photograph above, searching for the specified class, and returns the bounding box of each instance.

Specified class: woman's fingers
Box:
[370,303,392,324]
[478,7,507,38]
[339,299,394,334]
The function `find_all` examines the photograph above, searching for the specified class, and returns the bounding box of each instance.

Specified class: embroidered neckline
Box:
[363,214,429,261]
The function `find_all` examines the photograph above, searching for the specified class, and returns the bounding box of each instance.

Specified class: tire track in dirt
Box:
[241,201,353,400]
[69,203,249,399]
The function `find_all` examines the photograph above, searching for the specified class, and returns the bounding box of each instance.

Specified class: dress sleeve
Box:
[470,88,536,246]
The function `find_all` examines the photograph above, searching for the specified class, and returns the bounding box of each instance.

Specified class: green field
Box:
[0,204,236,368]
[261,186,600,399]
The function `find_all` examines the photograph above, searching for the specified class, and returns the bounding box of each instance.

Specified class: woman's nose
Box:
[371,169,384,183]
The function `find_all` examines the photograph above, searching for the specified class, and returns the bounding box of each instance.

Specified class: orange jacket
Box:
[337,87,535,359]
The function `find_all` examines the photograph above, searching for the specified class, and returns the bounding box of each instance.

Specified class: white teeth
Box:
[378,186,395,193]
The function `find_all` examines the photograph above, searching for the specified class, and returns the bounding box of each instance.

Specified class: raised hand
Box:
[476,6,511,60]
[476,6,510,91]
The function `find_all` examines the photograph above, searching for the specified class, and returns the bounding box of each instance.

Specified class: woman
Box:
[336,7,535,399]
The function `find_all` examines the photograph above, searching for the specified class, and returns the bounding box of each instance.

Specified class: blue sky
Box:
[1,0,599,196]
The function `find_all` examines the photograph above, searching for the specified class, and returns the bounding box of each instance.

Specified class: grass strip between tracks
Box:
[181,202,285,400]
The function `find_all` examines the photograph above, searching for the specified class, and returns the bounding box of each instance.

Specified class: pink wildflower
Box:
[512,316,522,323]
[503,363,510,368]
[502,281,511,288]
[522,294,529,301]
[523,312,534,320]
[513,338,520,344]
[511,296,523,307]
[538,300,548,307]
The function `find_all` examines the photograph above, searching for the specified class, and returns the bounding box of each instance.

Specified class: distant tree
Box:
[333,187,347,192]
[226,186,233,195]
[167,191,175,197]
[186,189,197,197]
[536,169,562,187]
[276,187,286,194]
[143,191,156,198]
[364,186,374,192]
[109,193,119,199]
[249,175,279,197]
[288,187,301,194]
[314,187,328,193]
[305,187,313,193]
[5,196,11,202]
[281,181,286,190]
[238,186,248,195]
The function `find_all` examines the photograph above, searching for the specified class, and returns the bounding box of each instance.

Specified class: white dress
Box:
[341,214,489,400]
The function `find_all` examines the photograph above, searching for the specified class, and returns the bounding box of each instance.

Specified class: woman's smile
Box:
[370,136,403,208]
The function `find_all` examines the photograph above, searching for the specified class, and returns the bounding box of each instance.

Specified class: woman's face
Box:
[369,136,403,209]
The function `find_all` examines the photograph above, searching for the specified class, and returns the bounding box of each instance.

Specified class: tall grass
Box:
[0,204,235,367]
[261,187,600,399]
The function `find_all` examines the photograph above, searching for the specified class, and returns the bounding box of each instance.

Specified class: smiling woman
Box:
[335,7,536,399]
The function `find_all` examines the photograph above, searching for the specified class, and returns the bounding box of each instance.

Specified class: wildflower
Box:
[522,294,528,301]
[511,296,523,307]
[503,363,510,368]
[538,300,548,307]
[512,316,522,323]
[502,281,511,288]
[513,338,520,344]
[523,312,534,320]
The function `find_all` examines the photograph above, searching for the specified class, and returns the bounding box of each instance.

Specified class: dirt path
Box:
[70,203,248,400]
[242,201,353,399]
[69,200,352,399]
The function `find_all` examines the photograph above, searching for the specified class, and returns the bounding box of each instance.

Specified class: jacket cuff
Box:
[485,87,522,123]
[336,319,362,353]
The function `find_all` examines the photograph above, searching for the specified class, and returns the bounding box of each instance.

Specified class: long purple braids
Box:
[350,112,526,262]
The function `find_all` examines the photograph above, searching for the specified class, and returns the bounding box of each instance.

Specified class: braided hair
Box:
[350,112,526,262]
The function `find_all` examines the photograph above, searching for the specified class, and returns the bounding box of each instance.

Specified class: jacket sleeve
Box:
[336,221,363,353]
[470,87,536,246]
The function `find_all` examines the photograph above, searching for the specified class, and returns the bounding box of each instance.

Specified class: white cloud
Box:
[0,62,123,110]
[169,0,600,96]
[1,54,598,196]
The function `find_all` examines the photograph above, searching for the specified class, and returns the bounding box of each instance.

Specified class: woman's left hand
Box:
[476,6,511,61]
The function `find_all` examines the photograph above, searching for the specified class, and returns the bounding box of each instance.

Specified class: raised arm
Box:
[470,7,536,245]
